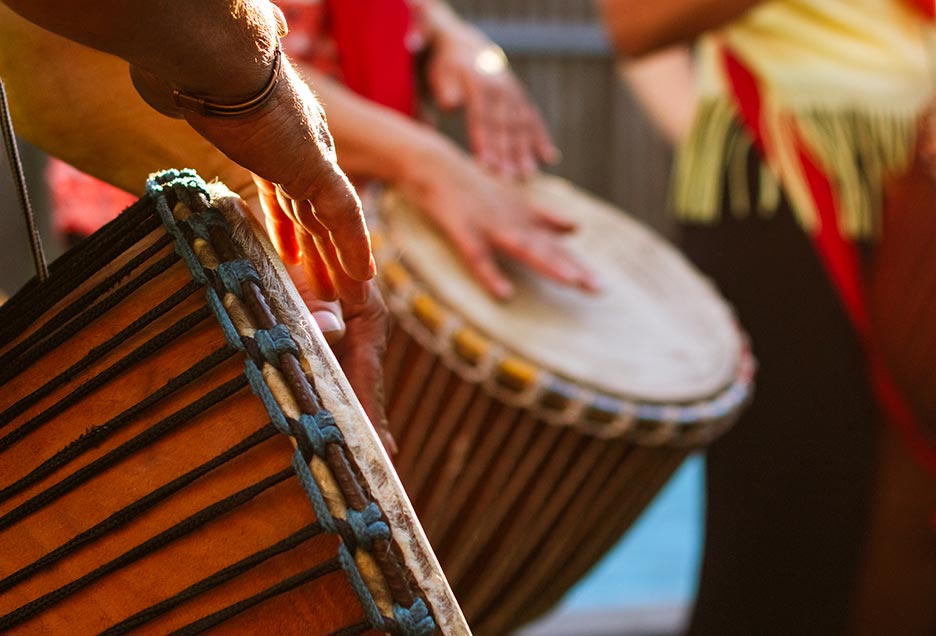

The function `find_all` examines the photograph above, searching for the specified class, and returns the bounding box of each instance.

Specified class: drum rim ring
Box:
[374,231,755,446]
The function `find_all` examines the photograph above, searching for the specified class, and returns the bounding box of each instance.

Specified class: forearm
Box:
[302,68,456,189]
[0,4,254,197]
[598,0,762,57]
[408,0,461,43]
[620,46,698,145]
[1,0,281,101]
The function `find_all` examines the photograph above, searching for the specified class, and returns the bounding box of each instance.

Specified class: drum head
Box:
[379,176,742,404]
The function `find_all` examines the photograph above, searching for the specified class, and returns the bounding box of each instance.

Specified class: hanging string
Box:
[0,77,47,282]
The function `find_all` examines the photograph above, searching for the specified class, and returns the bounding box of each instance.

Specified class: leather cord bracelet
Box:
[172,46,282,117]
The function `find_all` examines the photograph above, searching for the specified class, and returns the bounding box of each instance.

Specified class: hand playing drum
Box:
[386,136,601,300]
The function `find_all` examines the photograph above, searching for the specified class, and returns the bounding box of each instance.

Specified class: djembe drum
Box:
[370,176,754,635]
[0,170,468,636]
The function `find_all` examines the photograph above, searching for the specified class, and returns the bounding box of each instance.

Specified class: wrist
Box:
[164,2,286,109]
[409,0,461,47]
[172,46,282,117]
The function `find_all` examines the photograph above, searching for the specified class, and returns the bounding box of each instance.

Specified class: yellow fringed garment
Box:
[673,0,936,238]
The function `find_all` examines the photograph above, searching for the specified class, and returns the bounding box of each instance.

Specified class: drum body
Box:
[0,171,468,636]
[371,176,754,635]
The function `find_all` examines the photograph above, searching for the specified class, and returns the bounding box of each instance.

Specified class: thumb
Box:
[311,308,346,345]
[284,262,347,343]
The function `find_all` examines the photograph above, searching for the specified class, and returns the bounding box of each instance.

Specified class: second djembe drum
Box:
[370,176,754,635]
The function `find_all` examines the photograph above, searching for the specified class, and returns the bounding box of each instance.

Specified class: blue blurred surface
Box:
[558,455,705,610]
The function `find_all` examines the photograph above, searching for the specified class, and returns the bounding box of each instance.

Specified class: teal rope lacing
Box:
[146,169,437,636]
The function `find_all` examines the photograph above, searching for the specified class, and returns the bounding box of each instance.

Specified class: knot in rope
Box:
[186,209,228,241]
[253,324,298,366]
[146,169,207,199]
[298,411,344,456]
[346,502,389,550]
[217,259,260,297]
[393,599,436,636]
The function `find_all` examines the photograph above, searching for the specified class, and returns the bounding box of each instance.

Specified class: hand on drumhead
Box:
[401,143,600,299]
[416,3,558,178]
[286,264,396,455]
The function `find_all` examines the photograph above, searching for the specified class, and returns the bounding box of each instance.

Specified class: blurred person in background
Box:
[602,1,936,635]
